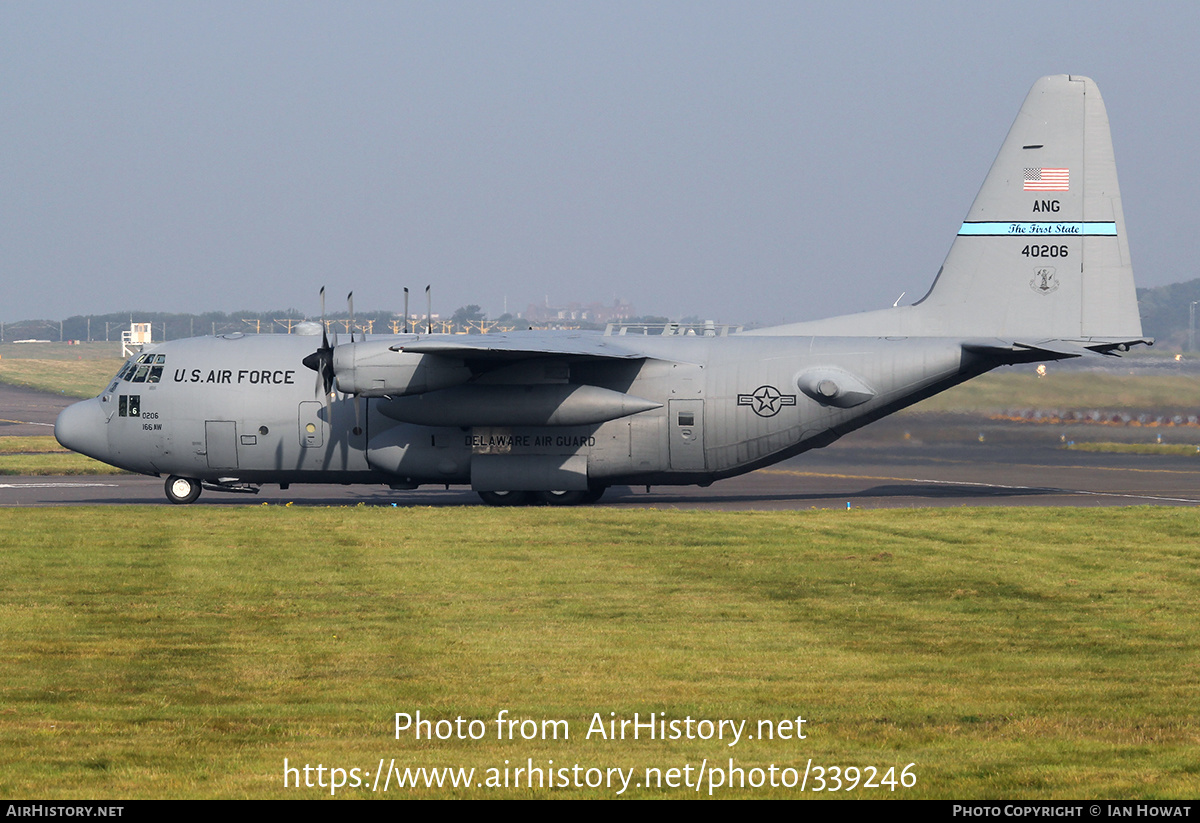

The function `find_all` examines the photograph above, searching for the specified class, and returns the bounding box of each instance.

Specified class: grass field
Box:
[904,371,1200,414]
[0,356,123,399]
[1,506,1196,799]
[0,436,65,454]
[0,436,126,476]
[1065,442,1200,456]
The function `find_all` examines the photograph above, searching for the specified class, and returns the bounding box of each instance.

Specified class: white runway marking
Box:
[763,469,1200,505]
[906,476,1200,505]
[0,482,120,488]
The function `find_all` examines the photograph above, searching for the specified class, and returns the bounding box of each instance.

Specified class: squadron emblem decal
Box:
[1030,267,1059,294]
[737,385,797,418]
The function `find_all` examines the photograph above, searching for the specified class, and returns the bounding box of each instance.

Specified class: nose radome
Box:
[55,398,109,461]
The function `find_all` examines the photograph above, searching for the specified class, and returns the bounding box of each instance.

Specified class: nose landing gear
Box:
[165,475,202,504]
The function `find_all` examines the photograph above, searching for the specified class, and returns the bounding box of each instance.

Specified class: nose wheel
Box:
[165,475,202,504]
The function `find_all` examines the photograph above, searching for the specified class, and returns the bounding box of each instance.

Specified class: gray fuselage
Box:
[55,330,985,494]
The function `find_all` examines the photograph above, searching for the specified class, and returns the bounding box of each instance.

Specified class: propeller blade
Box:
[320,286,329,350]
[302,286,336,397]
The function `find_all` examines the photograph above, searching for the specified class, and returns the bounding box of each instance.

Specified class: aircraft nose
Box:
[55,398,110,460]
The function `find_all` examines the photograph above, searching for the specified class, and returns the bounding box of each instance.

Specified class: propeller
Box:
[301,286,335,396]
[300,287,365,436]
[346,291,362,434]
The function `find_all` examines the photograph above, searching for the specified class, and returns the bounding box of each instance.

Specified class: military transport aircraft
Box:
[55,75,1148,505]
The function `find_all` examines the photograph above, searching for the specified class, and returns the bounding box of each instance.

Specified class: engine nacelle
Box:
[332,339,471,397]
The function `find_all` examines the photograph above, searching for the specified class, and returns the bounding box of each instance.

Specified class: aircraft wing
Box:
[331,332,655,396]
[391,333,649,361]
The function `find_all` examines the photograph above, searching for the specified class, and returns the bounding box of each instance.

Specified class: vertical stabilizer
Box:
[752,76,1143,341]
[915,74,1140,338]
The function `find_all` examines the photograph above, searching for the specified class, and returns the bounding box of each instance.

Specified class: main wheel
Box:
[535,490,588,506]
[477,490,531,507]
[581,485,606,504]
[165,475,202,504]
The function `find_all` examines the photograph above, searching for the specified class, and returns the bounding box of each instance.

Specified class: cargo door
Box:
[205,420,239,469]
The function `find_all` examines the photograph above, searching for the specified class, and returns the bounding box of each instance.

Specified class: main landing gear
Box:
[476,487,606,506]
[476,490,531,506]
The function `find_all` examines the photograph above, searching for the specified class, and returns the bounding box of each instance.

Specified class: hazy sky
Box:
[3,1,1198,325]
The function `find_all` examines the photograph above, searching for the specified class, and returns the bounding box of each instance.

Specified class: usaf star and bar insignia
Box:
[737,385,797,418]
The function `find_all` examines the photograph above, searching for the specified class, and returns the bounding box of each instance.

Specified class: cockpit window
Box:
[117,354,165,382]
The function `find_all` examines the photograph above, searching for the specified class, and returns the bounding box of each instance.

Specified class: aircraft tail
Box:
[757,75,1145,346]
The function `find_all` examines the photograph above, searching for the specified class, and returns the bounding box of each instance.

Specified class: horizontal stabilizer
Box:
[963,337,1153,361]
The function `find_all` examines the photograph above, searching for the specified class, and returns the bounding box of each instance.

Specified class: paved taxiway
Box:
[0,382,72,436]
[3,382,1197,508]
[4,426,1197,509]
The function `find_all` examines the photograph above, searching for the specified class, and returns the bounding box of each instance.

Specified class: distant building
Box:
[122,322,152,357]
[521,298,635,325]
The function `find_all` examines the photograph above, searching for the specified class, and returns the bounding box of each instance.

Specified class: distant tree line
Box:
[1137,278,1200,350]
[7,286,1197,346]
[1,308,411,343]
[0,306,713,342]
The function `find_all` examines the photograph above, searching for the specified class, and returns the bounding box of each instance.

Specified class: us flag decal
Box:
[1023,167,1069,191]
